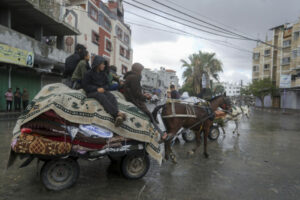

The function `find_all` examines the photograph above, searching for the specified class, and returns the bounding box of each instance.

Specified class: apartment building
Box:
[252,18,300,109]
[141,67,179,96]
[63,0,133,75]
[223,82,241,97]
[0,0,79,110]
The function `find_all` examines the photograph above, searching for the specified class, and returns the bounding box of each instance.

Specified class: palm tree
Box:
[181,51,223,95]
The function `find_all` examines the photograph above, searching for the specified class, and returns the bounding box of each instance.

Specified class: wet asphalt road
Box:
[0,109,300,200]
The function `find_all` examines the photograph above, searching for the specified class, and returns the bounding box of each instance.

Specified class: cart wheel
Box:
[208,126,220,141]
[41,158,80,191]
[182,129,196,143]
[121,153,150,179]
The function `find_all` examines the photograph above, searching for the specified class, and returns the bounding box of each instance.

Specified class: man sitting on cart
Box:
[123,63,168,141]
[82,56,126,127]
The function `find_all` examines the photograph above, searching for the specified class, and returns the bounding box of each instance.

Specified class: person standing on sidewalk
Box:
[14,88,21,111]
[4,88,13,112]
[22,88,29,110]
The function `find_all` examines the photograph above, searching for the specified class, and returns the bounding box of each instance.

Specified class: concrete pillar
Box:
[34,25,44,42]
[56,36,64,50]
[0,9,11,28]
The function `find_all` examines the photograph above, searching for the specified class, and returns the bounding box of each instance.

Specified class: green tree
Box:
[240,85,251,96]
[248,78,275,108]
[213,85,225,96]
[181,51,223,95]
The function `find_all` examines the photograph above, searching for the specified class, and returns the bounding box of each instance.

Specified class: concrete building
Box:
[141,67,179,96]
[222,82,241,97]
[252,18,300,109]
[0,0,79,111]
[63,0,132,75]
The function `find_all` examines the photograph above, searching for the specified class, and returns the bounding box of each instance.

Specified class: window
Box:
[283,40,291,48]
[282,57,291,65]
[120,45,125,56]
[116,26,123,40]
[253,66,259,72]
[253,53,260,60]
[264,49,271,56]
[124,34,130,44]
[125,49,130,59]
[92,31,99,45]
[264,64,270,70]
[106,39,112,52]
[103,16,112,31]
[294,31,300,40]
[292,49,297,59]
[122,65,128,75]
[89,4,98,22]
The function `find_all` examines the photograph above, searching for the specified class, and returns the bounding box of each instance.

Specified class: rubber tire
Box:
[208,126,220,141]
[41,158,80,191]
[121,153,150,180]
[182,130,196,143]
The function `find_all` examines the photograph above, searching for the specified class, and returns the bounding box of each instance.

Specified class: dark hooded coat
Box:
[82,56,119,118]
[123,71,146,106]
[82,56,110,94]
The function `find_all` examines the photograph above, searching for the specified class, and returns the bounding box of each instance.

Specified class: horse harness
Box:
[162,100,216,132]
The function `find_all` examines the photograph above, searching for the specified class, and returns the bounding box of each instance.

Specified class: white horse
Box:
[222,105,250,135]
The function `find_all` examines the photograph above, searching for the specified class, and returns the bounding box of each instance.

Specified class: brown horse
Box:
[152,94,231,163]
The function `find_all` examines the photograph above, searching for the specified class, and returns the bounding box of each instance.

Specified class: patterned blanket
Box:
[12,83,162,164]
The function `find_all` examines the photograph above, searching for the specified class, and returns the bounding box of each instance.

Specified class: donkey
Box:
[221,105,250,135]
[153,94,231,163]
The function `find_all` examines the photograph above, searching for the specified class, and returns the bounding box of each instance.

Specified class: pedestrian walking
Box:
[4,88,13,112]
[14,88,21,111]
[22,88,29,110]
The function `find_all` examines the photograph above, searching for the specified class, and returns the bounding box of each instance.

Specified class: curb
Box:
[0,112,21,121]
[252,107,300,115]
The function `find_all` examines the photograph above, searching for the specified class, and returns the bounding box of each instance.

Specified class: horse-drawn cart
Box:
[181,109,227,142]
[7,83,163,191]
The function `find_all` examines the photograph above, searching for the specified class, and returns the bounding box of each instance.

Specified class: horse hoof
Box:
[170,155,177,164]
[204,153,209,158]
[188,150,194,156]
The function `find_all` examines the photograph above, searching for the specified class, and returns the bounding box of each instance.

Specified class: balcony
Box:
[1,0,79,36]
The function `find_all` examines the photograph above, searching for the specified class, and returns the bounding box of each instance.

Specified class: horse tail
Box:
[152,104,165,123]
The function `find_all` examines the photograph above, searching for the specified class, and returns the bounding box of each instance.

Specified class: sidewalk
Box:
[252,106,300,115]
[0,111,21,121]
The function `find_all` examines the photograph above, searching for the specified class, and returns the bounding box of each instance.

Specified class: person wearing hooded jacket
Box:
[82,56,126,127]
[123,63,168,140]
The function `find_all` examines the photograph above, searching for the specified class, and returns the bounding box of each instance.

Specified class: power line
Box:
[129,0,242,38]
[126,12,252,54]
[163,0,257,39]
[149,0,281,49]
[123,1,246,40]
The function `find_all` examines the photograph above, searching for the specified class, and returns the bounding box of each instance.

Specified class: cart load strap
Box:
[11,83,162,164]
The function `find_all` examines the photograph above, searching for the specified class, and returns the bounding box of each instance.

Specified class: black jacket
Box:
[64,53,81,78]
[82,56,110,94]
[171,90,180,99]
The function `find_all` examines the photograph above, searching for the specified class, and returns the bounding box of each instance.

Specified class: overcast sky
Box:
[120,0,300,86]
